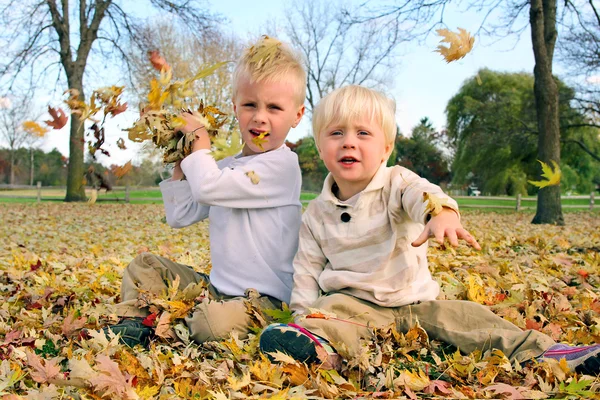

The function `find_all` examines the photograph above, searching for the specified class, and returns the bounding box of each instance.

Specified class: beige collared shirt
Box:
[290,164,459,313]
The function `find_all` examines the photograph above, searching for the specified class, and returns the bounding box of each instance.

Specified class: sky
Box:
[28,0,552,167]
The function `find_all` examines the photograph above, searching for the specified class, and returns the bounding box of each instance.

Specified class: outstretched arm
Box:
[411,207,481,249]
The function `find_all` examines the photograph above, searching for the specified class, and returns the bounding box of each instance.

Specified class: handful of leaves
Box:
[126,51,239,164]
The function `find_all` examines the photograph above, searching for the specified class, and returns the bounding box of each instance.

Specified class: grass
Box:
[0,187,595,211]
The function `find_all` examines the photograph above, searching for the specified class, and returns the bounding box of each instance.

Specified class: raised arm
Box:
[181,148,301,209]
[160,179,210,228]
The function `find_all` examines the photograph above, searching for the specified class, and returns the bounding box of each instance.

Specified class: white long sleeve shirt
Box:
[159,145,302,303]
[290,164,459,313]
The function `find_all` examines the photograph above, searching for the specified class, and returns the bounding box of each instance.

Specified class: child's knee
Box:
[185,299,250,343]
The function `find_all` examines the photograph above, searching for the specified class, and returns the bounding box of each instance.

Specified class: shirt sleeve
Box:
[159,179,210,228]
[180,148,300,209]
[393,167,459,224]
[289,207,327,314]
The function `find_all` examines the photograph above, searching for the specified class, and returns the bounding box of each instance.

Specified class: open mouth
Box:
[339,156,359,165]
[250,129,270,137]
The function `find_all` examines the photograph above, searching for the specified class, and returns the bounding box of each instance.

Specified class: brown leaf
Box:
[45,106,68,129]
[61,311,87,337]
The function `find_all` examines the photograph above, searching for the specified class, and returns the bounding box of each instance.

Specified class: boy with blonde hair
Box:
[106,36,307,347]
[259,85,600,375]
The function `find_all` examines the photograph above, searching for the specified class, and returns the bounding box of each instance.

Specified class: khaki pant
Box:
[297,293,555,364]
[116,253,280,343]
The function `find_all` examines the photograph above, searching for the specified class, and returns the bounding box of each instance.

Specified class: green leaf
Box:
[263,304,294,324]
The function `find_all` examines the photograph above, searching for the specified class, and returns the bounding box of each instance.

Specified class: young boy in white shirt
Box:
[259,85,600,375]
[106,36,306,347]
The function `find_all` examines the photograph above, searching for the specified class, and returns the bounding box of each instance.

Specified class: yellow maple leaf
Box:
[211,130,243,160]
[467,274,486,303]
[22,120,49,137]
[436,28,475,63]
[394,369,430,391]
[528,160,561,188]
[251,131,269,151]
[423,192,452,217]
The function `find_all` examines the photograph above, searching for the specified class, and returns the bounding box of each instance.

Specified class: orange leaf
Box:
[112,161,132,178]
[148,50,170,72]
[305,312,330,320]
[525,319,542,331]
[45,106,68,129]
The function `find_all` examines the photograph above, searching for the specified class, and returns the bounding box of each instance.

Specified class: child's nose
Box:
[342,135,357,149]
[253,108,267,124]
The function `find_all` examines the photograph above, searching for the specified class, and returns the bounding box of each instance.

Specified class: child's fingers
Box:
[411,228,430,247]
[457,228,481,250]
[446,229,459,247]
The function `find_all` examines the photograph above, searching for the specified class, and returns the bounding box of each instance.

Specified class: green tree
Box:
[393,118,450,185]
[292,137,328,192]
[446,69,599,195]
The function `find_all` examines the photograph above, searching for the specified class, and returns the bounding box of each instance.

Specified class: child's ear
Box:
[383,142,393,162]
[232,99,238,115]
[292,105,306,128]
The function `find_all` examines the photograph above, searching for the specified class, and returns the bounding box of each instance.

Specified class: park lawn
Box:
[1,204,599,399]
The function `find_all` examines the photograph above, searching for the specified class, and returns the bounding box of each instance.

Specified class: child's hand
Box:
[411,208,481,250]
[179,112,210,152]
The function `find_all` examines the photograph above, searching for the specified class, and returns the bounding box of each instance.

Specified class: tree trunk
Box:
[65,73,87,202]
[30,147,34,186]
[9,151,15,185]
[529,0,564,225]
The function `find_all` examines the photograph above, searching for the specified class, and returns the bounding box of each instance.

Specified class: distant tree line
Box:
[0,148,167,188]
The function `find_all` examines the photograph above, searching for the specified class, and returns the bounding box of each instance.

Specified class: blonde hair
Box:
[312,85,397,150]
[232,36,307,105]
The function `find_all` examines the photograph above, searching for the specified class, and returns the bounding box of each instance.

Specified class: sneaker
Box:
[259,323,340,368]
[102,317,153,348]
[541,343,600,375]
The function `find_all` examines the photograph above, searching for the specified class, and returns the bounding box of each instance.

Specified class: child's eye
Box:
[330,130,343,136]
[268,104,282,110]
[358,130,370,136]
[243,103,256,108]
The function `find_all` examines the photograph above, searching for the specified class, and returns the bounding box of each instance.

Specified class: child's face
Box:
[318,115,392,199]
[233,75,305,156]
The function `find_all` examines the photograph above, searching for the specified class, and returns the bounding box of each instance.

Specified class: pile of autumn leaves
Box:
[0,204,599,399]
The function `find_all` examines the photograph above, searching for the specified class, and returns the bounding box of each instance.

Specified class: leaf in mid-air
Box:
[528,160,561,188]
[148,50,170,72]
[44,106,68,130]
[435,28,474,63]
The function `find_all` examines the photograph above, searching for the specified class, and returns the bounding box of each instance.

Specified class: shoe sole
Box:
[575,354,600,375]
[260,327,319,364]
